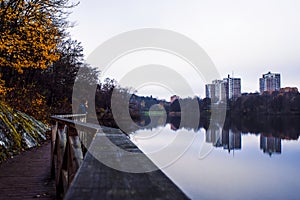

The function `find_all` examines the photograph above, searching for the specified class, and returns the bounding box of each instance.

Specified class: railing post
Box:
[50,114,87,199]
[66,127,83,185]
[54,123,68,199]
[51,121,58,179]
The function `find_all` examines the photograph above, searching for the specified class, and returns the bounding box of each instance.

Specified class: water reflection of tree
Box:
[129,113,300,156]
[229,115,300,140]
[133,114,300,141]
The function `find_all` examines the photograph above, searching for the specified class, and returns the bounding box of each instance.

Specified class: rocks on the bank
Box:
[0,102,48,161]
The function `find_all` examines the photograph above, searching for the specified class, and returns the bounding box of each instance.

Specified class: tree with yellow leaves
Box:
[0,0,75,90]
[0,0,78,121]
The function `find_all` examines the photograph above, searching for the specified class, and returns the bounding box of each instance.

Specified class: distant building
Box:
[205,74,241,102]
[259,71,281,94]
[260,135,281,156]
[205,84,215,100]
[212,79,227,102]
[279,87,299,94]
[205,80,225,102]
[223,75,241,100]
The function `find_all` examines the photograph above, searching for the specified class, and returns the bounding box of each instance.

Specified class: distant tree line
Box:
[169,97,211,113]
[168,91,300,118]
[229,91,300,116]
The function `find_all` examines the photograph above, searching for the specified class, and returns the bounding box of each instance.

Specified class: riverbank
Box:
[0,102,48,162]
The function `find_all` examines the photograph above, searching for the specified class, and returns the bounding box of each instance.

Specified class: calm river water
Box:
[129,116,300,200]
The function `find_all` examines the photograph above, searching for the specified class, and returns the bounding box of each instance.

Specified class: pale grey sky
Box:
[69,0,300,99]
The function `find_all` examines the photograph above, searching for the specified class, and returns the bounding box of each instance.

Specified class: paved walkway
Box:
[0,141,56,200]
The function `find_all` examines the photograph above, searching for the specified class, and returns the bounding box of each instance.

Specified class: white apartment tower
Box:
[205,74,241,102]
[259,72,281,94]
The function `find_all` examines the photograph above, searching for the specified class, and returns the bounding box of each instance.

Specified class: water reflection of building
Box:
[260,135,281,156]
[206,127,241,153]
[206,126,223,147]
[222,129,241,152]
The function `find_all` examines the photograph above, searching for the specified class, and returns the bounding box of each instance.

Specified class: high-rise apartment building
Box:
[212,79,227,102]
[259,72,281,94]
[205,75,241,102]
[205,84,215,100]
[223,75,241,100]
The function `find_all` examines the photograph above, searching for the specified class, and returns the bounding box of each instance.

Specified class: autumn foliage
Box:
[0,0,67,73]
[4,85,49,122]
[0,0,79,121]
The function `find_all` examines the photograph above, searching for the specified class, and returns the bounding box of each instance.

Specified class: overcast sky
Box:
[69,0,300,99]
